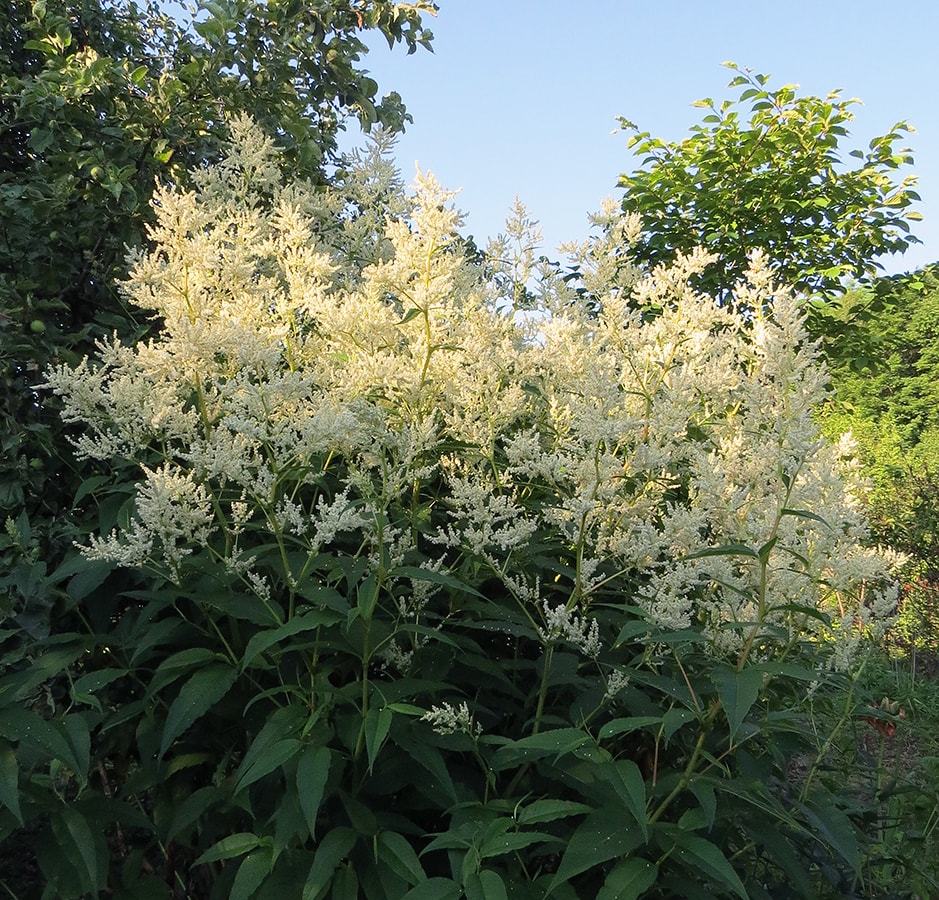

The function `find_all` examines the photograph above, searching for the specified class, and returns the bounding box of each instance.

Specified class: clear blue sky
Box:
[343,0,938,276]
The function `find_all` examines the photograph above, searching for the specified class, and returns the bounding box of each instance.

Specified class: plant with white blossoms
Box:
[39,118,900,897]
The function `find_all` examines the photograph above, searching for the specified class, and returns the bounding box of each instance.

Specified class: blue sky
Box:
[343,0,938,276]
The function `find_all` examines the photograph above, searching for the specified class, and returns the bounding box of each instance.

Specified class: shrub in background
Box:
[817,266,939,661]
[2,119,902,898]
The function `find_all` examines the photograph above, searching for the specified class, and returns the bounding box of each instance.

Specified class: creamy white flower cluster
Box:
[44,118,896,668]
[420,702,482,738]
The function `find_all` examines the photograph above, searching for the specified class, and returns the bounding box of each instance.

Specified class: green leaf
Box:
[297,746,331,838]
[492,728,591,769]
[71,667,127,703]
[689,780,717,830]
[129,619,187,665]
[465,869,509,900]
[712,666,764,740]
[231,846,274,900]
[0,742,23,825]
[745,820,813,896]
[73,474,111,504]
[662,706,695,740]
[150,647,220,689]
[800,796,861,876]
[229,705,305,795]
[673,834,747,899]
[194,832,261,865]
[241,609,339,670]
[400,878,462,900]
[0,709,83,773]
[516,799,592,826]
[601,760,648,838]
[687,541,762,561]
[302,826,357,899]
[378,831,426,886]
[780,507,832,528]
[392,730,458,804]
[364,705,393,774]
[387,703,426,717]
[62,714,91,785]
[357,575,379,620]
[59,807,101,894]
[332,864,359,900]
[598,717,662,740]
[159,664,237,757]
[614,620,653,646]
[232,738,301,795]
[396,308,423,325]
[167,785,219,842]
[478,829,561,860]
[390,565,486,598]
[597,858,658,900]
[166,752,214,776]
[65,560,116,600]
[550,813,644,891]
[757,535,778,563]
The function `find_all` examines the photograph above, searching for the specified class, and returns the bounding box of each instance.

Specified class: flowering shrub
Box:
[5,118,900,897]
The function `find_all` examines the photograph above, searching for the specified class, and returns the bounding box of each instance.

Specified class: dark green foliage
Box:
[616,62,921,302]
[0,530,901,897]
[0,0,435,585]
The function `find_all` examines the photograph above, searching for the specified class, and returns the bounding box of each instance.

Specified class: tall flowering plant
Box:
[19,118,898,897]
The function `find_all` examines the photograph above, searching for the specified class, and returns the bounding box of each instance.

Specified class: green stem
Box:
[800,659,866,801]
[353,619,373,766]
[532,645,554,736]
[649,700,720,826]
[649,728,707,826]
[735,471,798,671]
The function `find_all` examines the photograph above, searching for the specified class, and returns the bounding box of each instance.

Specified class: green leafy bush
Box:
[2,120,902,898]
[816,266,939,658]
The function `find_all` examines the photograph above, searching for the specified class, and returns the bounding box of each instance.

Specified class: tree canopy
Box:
[615,62,921,301]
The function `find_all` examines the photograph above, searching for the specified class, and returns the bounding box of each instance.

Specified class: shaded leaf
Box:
[597,858,658,900]
[232,738,301,795]
[550,813,644,891]
[712,666,764,740]
[59,807,101,894]
[194,833,261,866]
[365,705,393,774]
[400,877,462,900]
[159,664,237,757]
[297,745,331,838]
[390,565,486,598]
[378,831,426,886]
[673,834,747,899]
[231,846,275,900]
[241,609,340,670]
[465,869,509,900]
[302,826,357,899]
[0,743,23,825]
